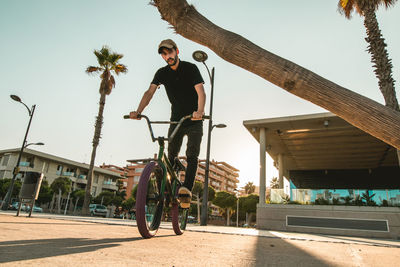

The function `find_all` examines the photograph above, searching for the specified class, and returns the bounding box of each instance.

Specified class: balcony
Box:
[102,181,118,191]
[76,176,87,185]
[19,161,31,167]
[62,172,75,177]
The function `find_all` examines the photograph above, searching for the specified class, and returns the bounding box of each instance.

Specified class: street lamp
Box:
[25,142,45,148]
[1,95,37,211]
[193,50,227,226]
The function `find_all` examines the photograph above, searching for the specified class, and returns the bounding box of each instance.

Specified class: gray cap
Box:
[158,39,177,53]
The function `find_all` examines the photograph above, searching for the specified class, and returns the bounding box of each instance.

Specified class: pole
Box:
[1,105,36,211]
[200,67,215,226]
[236,197,239,227]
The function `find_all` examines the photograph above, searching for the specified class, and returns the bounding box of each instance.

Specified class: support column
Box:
[278,154,284,189]
[259,127,266,204]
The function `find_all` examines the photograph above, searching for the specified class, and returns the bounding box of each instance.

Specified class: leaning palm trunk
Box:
[363,7,400,165]
[82,92,107,215]
[152,0,400,149]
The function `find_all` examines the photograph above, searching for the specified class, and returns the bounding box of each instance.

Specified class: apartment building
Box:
[0,148,122,197]
[179,158,239,194]
[101,156,156,199]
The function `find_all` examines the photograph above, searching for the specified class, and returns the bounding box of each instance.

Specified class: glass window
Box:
[0,170,5,179]
[91,186,97,196]
[2,155,10,166]
[94,174,99,184]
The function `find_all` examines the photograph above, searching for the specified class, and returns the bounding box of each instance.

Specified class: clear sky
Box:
[1,1,399,188]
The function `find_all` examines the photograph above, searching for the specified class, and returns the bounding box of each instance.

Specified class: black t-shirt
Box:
[151,60,204,124]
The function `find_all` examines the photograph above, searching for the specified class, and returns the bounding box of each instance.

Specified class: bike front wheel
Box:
[136,161,164,238]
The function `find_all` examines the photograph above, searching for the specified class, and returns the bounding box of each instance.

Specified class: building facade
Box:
[0,148,122,197]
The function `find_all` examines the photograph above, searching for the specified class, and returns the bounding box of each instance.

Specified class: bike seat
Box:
[173,157,186,172]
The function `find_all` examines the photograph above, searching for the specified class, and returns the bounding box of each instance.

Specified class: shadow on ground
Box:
[253,236,332,266]
[0,235,173,264]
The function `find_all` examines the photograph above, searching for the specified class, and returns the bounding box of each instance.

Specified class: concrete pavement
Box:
[2,210,399,248]
[1,211,400,266]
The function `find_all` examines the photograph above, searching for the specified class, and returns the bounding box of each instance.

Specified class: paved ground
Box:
[1,211,400,266]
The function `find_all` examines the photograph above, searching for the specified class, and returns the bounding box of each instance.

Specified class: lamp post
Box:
[1,95,37,211]
[193,50,227,226]
[234,189,239,227]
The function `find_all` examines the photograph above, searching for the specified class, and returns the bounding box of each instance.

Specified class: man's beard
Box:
[166,55,178,66]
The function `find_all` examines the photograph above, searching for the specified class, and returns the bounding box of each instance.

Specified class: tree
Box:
[212,191,237,226]
[82,46,128,215]
[270,177,279,189]
[0,179,21,201]
[338,0,400,164]
[94,191,124,207]
[151,0,400,149]
[361,190,377,206]
[192,181,203,223]
[191,181,216,223]
[71,189,85,213]
[240,194,259,225]
[244,182,255,194]
[121,197,135,212]
[36,180,53,206]
[50,177,71,214]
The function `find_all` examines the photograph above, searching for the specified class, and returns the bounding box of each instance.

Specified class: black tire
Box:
[171,202,189,235]
[136,162,164,238]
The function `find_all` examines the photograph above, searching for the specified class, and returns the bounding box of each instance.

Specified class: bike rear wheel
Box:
[136,161,164,238]
[171,202,189,235]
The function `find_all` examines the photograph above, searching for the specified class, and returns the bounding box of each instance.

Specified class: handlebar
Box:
[123,114,210,143]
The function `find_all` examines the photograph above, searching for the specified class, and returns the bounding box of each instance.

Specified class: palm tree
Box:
[337,0,400,164]
[151,0,400,150]
[50,177,71,214]
[270,177,279,189]
[244,182,255,194]
[82,46,128,215]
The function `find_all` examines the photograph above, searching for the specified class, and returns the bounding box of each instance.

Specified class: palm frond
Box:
[113,64,128,75]
[86,66,103,74]
[94,50,107,66]
[108,53,123,65]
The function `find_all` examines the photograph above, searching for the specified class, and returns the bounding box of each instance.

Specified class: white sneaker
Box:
[178,187,192,209]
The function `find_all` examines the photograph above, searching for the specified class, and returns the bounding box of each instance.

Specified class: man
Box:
[130,39,206,208]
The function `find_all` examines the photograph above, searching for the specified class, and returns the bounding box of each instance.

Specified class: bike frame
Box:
[137,114,193,206]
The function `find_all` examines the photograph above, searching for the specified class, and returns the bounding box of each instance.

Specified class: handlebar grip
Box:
[203,115,210,120]
[123,115,130,119]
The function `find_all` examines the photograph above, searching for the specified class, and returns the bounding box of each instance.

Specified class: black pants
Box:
[168,122,203,191]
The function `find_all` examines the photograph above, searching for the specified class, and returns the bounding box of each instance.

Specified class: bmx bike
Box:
[124,114,208,238]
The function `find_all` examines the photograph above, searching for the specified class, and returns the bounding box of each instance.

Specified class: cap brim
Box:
[158,45,174,54]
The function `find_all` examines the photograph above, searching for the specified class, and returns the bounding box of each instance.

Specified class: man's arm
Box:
[130,84,158,119]
[192,83,206,120]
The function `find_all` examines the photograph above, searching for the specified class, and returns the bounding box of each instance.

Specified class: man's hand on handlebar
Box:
[191,111,204,121]
[129,111,142,120]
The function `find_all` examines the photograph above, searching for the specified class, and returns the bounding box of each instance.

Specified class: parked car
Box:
[26,205,43,213]
[10,202,27,211]
[89,204,107,217]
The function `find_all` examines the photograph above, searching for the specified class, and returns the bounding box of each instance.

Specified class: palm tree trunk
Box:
[363,8,400,166]
[363,8,399,112]
[82,92,107,215]
[152,0,400,149]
